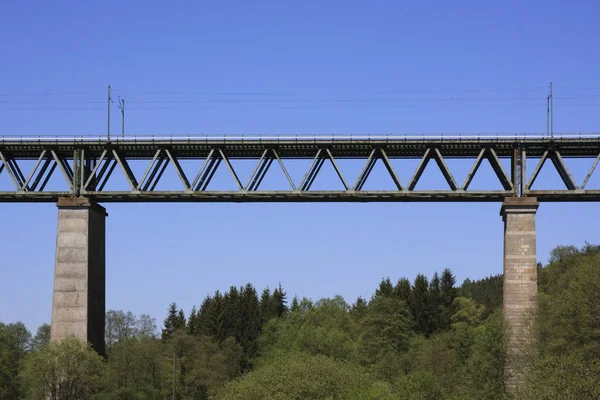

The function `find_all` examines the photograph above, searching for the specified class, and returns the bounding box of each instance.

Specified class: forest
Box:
[2,243,600,399]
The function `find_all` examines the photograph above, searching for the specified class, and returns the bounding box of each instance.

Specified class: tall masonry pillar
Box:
[500,197,539,391]
[50,197,107,355]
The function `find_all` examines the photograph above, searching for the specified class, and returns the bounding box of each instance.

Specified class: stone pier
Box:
[50,197,107,355]
[500,197,539,391]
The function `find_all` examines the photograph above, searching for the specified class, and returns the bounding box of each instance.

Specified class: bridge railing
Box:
[1,132,600,142]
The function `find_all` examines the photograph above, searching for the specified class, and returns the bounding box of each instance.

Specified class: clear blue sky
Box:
[1,1,599,333]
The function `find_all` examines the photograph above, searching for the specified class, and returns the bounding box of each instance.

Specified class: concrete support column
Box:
[50,197,107,355]
[500,197,539,391]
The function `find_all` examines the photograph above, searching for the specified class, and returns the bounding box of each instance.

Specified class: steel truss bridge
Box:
[1,134,599,202]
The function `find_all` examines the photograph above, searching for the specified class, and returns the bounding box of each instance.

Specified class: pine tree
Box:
[375,277,394,298]
[410,274,431,335]
[350,296,368,320]
[187,306,198,335]
[429,272,442,334]
[161,302,179,341]
[393,278,412,305]
[196,292,223,339]
[239,283,261,364]
[290,296,300,313]
[440,268,458,330]
[260,288,273,323]
[270,283,287,317]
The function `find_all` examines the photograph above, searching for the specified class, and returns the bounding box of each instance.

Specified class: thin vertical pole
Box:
[550,82,553,139]
[107,85,111,141]
[121,98,125,138]
[546,94,549,138]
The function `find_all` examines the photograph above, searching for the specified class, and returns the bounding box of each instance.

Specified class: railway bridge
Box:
[2,133,599,387]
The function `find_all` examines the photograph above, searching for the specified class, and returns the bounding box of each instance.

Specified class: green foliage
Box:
[258,296,359,363]
[359,296,412,365]
[464,310,506,399]
[395,371,445,400]
[20,337,105,400]
[213,351,387,400]
[0,321,31,399]
[162,302,186,342]
[410,274,431,335]
[515,355,600,399]
[459,274,503,317]
[100,336,168,400]
[535,243,600,360]
[31,323,51,351]
[7,244,600,398]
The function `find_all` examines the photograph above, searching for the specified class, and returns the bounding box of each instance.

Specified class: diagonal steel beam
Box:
[30,158,53,191]
[8,159,27,188]
[142,157,167,191]
[408,148,432,191]
[273,149,297,190]
[191,149,215,191]
[432,148,458,190]
[137,149,162,191]
[581,153,600,189]
[462,148,486,191]
[218,149,243,190]
[97,161,118,191]
[299,149,323,191]
[21,150,47,192]
[83,149,108,190]
[325,149,349,190]
[94,158,117,191]
[165,149,191,190]
[51,150,74,190]
[112,150,139,190]
[0,151,21,190]
[353,148,377,191]
[380,148,403,191]
[550,150,578,190]
[199,158,221,191]
[252,158,274,191]
[526,150,549,190]
[486,147,513,191]
[245,148,270,191]
[149,158,170,191]
[39,162,57,192]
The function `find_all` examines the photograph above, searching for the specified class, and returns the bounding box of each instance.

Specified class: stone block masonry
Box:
[50,197,107,356]
[500,197,539,392]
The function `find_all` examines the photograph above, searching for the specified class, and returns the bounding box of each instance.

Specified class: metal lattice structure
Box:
[1,134,599,202]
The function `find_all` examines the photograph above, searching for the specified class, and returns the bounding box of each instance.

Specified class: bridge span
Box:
[2,133,599,389]
[1,134,599,202]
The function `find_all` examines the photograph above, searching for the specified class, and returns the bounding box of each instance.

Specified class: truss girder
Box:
[0,149,74,192]
[0,139,599,202]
